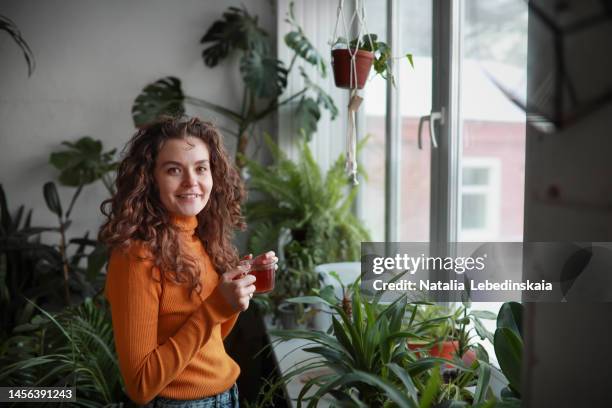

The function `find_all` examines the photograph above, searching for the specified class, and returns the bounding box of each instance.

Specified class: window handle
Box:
[418,108,445,149]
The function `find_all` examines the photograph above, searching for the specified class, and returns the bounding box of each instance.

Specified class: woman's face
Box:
[154,136,213,217]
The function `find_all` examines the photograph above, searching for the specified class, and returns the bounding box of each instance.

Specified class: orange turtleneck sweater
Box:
[104,215,240,405]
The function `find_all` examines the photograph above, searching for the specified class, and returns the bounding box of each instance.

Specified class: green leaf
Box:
[350,33,379,52]
[387,362,419,400]
[0,14,35,76]
[470,310,497,320]
[43,182,62,218]
[132,76,185,128]
[86,243,108,282]
[49,136,117,187]
[474,361,491,403]
[473,316,494,343]
[300,67,338,119]
[419,366,441,408]
[240,51,288,98]
[494,327,523,396]
[497,302,523,339]
[312,370,418,408]
[284,31,326,77]
[295,96,320,140]
[200,6,269,67]
[474,343,490,363]
[406,53,414,68]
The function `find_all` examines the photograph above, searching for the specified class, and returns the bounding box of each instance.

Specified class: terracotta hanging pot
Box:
[331,48,374,89]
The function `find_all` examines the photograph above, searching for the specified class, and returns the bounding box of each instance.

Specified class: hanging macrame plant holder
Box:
[331,0,374,185]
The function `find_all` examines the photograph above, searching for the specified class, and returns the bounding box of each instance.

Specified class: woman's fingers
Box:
[252,251,278,266]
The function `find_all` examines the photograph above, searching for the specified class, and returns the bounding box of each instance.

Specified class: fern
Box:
[244,138,370,301]
[0,297,132,406]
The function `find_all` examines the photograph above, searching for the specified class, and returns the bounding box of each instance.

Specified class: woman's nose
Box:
[182,170,197,186]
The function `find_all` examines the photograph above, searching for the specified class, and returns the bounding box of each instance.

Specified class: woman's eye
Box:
[197,166,209,173]
[167,167,180,175]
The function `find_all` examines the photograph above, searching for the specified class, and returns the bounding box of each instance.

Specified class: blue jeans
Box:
[145,384,239,408]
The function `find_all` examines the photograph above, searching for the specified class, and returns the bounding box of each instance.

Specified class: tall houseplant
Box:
[0,136,117,343]
[132,3,337,168]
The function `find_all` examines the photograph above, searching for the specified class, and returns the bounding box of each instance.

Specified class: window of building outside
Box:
[460,158,501,241]
[360,0,528,364]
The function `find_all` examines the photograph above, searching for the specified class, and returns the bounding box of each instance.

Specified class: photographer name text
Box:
[372,279,553,291]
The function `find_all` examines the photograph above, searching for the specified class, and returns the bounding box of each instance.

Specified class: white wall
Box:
[0,0,275,238]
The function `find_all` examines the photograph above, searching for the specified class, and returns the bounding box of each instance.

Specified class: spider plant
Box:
[269,276,497,407]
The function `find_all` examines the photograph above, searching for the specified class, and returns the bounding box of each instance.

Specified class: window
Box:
[357,0,528,368]
[359,0,527,244]
[460,158,501,241]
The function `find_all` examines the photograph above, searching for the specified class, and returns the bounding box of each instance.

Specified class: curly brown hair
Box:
[99,116,246,292]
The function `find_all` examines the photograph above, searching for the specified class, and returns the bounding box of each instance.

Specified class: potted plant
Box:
[244,135,370,325]
[267,277,498,407]
[406,303,495,369]
[331,33,413,89]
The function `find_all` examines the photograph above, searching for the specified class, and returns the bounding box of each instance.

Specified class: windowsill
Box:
[265,320,334,408]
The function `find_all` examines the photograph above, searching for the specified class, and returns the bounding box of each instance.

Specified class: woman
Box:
[100,116,275,407]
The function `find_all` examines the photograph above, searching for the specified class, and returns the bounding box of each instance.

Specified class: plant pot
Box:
[307,302,332,331]
[277,303,312,330]
[331,48,374,89]
[408,340,460,367]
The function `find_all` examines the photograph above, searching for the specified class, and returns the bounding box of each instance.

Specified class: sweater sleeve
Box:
[220,313,240,339]
[104,247,236,405]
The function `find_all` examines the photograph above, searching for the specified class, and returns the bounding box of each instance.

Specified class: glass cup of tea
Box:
[248,258,277,294]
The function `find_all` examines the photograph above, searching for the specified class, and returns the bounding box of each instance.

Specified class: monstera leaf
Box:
[49,137,118,187]
[284,3,326,77]
[132,77,185,128]
[200,6,269,67]
[295,97,320,141]
[240,51,288,98]
[1,14,35,76]
[300,67,338,120]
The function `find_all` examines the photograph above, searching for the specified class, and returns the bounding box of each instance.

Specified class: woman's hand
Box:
[216,264,256,312]
[242,251,279,269]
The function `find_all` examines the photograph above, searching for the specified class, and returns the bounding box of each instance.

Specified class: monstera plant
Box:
[132,3,337,168]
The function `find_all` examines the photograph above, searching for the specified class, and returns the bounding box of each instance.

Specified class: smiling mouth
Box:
[176,194,203,199]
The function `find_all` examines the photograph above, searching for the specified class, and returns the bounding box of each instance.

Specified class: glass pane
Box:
[361,0,433,242]
[362,0,387,241]
[462,167,489,186]
[399,0,433,242]
[458,0,527,242]
[457,0,528,366]
[461,194,487,229]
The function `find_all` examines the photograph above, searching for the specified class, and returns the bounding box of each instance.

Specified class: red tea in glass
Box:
[249,261,276,294]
